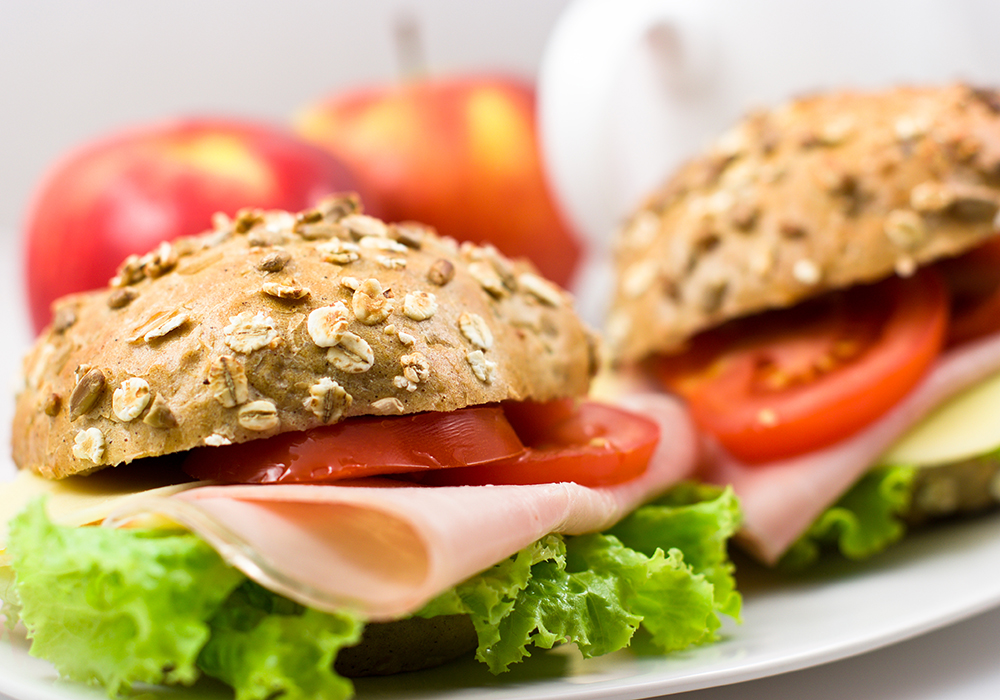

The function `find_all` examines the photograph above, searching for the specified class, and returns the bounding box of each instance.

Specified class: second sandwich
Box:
[608,83,1000,565]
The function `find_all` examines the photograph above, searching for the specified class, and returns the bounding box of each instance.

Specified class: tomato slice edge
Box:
[417,402,660,487]
[183,400,659,488]
[938,237,1000,346]
[654,269,949,464]
[183,405,526,484]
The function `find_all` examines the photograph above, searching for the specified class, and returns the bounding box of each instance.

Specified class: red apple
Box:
[25,118,368,334]
[294,75,583,289]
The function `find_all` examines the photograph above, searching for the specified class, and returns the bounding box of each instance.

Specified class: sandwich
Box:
[0,195,741,698]
[605,83,1000,567]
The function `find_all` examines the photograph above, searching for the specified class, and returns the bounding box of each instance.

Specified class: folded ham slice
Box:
[703,330,1000,564]
[107,393,697,621]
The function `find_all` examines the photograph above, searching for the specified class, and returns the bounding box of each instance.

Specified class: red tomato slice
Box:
[182,406,526,484]
[653,268,948,463]
[415,401,660,487]
[937,237,1000,346]
[499,397,579,446]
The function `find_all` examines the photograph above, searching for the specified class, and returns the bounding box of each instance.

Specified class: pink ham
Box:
[702,330,1000,564]
[107,392,697,621]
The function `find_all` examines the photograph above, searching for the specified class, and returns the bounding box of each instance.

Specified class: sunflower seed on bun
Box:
[15,194,598,479]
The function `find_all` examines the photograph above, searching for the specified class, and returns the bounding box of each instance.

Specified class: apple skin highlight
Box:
[295,76,584,289]
[24,118,366,334]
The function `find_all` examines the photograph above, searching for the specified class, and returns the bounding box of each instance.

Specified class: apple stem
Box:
[393,10,428,82]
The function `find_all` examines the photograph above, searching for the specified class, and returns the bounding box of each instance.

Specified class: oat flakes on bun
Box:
[15,194,595,479]
[1,195,741,698]
[607,83,1000,566]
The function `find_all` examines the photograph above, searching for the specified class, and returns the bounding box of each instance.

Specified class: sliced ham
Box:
[106,393,697,621]
[702,330,1000,564]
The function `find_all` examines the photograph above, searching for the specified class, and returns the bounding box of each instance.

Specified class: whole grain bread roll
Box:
[608,83,1000,363]
[14,195,598,479]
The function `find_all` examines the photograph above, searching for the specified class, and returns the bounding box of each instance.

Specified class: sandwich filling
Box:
[648,237,1000,563]
[0,393,742,699]
[183,398,658,488]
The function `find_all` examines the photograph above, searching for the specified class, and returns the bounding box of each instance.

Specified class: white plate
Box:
[3,225,1000,700]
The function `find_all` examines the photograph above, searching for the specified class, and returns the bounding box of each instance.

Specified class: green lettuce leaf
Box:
[418,484,743,673]
[608,483,742,621]
[779,465,916,569]
[3,485,742,697]
[198,581,363,700]
[5,499,244,694]
[3,500,363,700]
[418,535,561,671]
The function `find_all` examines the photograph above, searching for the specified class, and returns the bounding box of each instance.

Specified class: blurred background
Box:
[0,0,569,230]
[8,0,1000,314]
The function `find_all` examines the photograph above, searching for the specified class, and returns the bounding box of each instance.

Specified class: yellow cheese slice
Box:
[879,370,1000,467]
[0,463,203,557]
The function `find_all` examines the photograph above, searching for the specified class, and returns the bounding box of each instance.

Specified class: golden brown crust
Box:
[14,196,597,479]
[609,84,1000,362]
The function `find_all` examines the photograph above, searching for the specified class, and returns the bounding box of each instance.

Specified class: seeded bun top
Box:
[14,195,598,479]
[608,83,1000,363]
